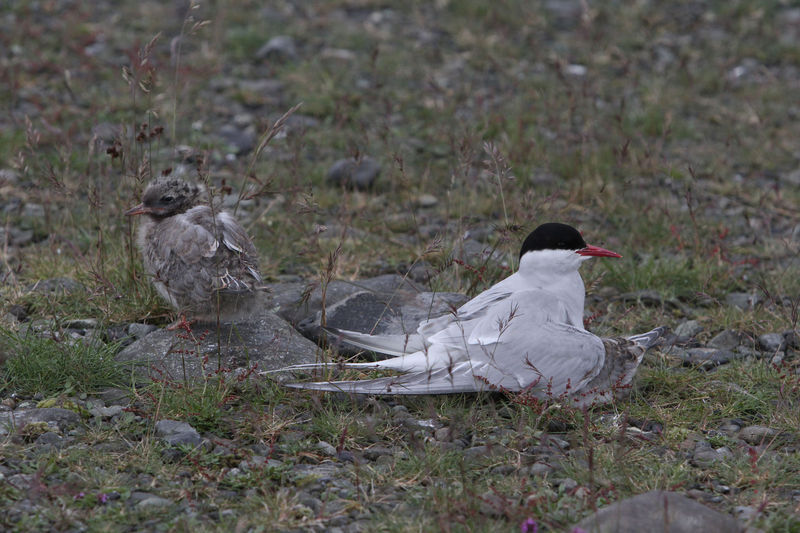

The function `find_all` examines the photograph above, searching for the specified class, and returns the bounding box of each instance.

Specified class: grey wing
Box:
[144,214,220,306]
[324,281,517,358]
[214,211,262,291]
[286,316,605,396]
[456,291,605,395]
[417,289,512,339]
[179,208,262,294]
[287,291,606,397]
[415,275,518,339]
[217,212,258,258]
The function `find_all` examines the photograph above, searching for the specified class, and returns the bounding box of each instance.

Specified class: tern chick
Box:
[126,178,263,323]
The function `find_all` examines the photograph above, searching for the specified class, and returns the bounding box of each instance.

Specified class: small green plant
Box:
[0,327,125,395]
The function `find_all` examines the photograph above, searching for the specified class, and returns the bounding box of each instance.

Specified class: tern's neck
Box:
[518,250,587,328]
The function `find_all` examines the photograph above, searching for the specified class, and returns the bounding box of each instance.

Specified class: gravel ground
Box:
[1,0,799,531]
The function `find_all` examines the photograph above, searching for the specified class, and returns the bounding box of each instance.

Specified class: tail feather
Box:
[285,366,485,395]
[625,326,668,350]
[265,360,388,374]
[324,327,426,357]
[274,347,448,375]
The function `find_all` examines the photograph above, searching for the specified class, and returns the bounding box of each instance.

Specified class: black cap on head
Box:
[519,223,586,259]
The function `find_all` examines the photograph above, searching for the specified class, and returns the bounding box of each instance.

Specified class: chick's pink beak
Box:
[576,244,622,258]
[124,203,149,216]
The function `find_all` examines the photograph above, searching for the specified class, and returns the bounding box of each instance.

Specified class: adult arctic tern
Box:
[283,223,665,407]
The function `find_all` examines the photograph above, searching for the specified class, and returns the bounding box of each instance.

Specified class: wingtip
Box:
[322,326,343,337]
[629,325,670,349]
[284,381,355,394]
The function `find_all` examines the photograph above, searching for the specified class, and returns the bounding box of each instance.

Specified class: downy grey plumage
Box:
[126,178,263,321]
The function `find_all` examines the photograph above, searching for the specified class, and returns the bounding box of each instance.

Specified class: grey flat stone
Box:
[709,330,742,350]
[135,495,173,509]
[726,292,760,310]
[416,194,438,207]
[674,319,703,340]
[0,408,81,431]
[316,441,338,457]
[128,323,158,339]
[784,330,799,349]
[0,168,19,183]
[311,290,468,355]
[97,388,131,406]
[266,274,420,326]
[218,123,256,154]
[155,419,196,436]
[35,431,64,447]
[155,420,203,447]
[757,333,785,352]
[573,490,745,533]
[163,432,203,447]
[156,418,195,437]
[116,307,319,385]
[680,348,736,368]
[463,445,507,462]
[265,274,467,352]
[90,405,124,418]
[527,462,554,476]
[739,425,779,445]
[692,442,726,467]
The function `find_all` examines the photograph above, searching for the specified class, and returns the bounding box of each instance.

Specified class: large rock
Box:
[262,274,469,355]
[265,273,452,325]
[298,275,468,353]
[573,490,748,533]
[265,278,387,326]
[116,308,320,384]
[270,274,468,353]
[320,289,466,343]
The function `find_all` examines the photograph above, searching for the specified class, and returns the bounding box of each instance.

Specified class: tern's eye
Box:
[161,195,175,203]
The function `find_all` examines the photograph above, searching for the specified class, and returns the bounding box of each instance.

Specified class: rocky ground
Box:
[1,0,799,531]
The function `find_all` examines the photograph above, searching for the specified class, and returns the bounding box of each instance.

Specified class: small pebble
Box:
[256,35,297,61]
[758,332,785,352]
[316,441,338,457]
[725,292,759,310]
[326,156,381,189]
[739,425,778,445]
[708,330,741,350]
[674,320,703,340]
[417,194,438,208]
